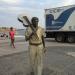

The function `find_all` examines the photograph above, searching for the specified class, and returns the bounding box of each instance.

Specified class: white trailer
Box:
[45,5,75,43]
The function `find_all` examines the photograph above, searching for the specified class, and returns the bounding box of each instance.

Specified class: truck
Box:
[45,5,75,43]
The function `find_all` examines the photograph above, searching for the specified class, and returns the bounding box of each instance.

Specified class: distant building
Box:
[0,27,16,32]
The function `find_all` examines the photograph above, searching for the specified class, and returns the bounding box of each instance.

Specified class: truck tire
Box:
[55,33,65,42]
[67,35,75,43]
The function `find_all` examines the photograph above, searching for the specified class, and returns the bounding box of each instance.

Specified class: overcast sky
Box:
[0,0,75,29]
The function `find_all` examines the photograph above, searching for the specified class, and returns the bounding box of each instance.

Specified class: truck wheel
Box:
[55,34,65,42]
[67,35,75,43]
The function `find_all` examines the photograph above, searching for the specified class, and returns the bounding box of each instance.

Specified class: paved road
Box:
[0,38,75,75]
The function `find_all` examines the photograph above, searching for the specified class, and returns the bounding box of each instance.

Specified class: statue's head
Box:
[31,17,39,27]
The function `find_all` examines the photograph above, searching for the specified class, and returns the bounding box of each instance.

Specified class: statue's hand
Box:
[43,47,46,53]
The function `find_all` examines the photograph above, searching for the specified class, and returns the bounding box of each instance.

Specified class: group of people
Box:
[9,16,46,75]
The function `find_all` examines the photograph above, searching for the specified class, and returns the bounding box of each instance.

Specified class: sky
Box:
[0,0,75,29]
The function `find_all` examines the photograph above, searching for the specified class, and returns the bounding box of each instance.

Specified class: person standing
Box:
[25,17,46,75]
[9,27,15,48]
